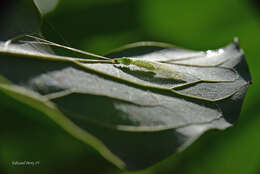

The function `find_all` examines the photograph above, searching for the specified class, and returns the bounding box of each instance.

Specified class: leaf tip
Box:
[233,37,240,48]
[234,36,239,41]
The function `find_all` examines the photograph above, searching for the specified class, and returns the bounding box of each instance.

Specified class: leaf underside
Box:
[0,35,251,170]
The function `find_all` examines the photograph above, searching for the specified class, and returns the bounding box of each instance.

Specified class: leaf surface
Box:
[0,35,251,169]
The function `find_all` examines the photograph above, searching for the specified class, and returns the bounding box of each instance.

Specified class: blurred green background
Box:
[0,0,259,173]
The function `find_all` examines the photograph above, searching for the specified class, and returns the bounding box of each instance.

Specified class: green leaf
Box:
[0,33,251,169]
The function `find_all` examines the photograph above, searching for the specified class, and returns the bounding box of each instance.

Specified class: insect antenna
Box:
[23,35,111,60]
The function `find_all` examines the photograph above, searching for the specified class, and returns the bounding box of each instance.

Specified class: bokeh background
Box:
[0,0,259,173]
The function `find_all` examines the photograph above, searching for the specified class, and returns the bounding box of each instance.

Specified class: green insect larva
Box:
[115,57,197,82]
[115,57,156,70]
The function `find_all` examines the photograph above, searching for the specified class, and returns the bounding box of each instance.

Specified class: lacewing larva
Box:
[114,57,198,82]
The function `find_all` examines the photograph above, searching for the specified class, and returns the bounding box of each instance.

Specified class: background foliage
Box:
[0,0,259,173]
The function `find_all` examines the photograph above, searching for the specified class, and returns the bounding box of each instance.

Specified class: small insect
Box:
[114,57,198,82]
